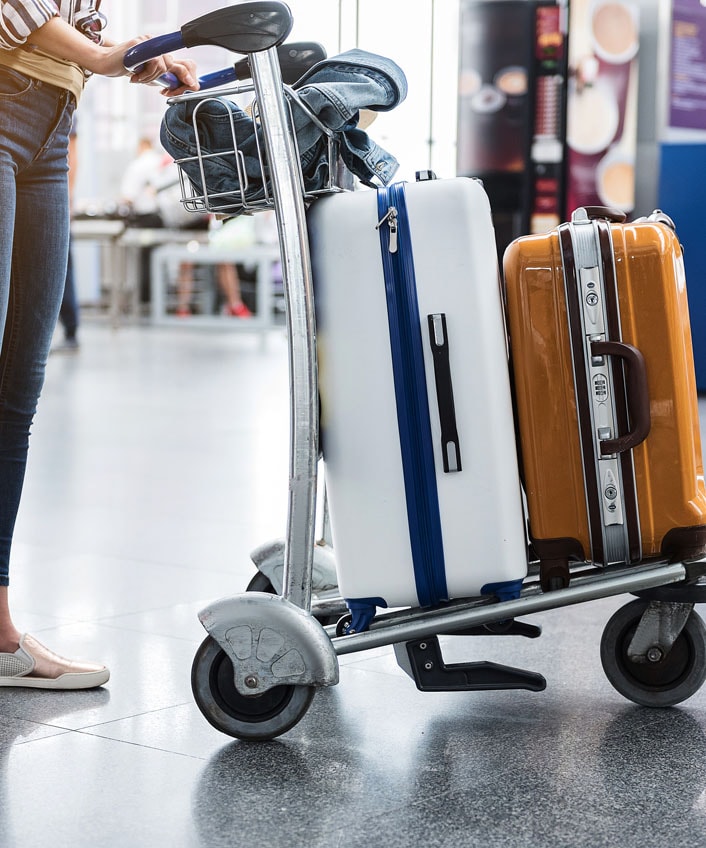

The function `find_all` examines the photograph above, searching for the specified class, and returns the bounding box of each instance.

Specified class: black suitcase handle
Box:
[591,340,651,455]
[427,313,462,473]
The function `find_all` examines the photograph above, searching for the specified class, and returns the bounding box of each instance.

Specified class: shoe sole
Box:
[0,668,110,690]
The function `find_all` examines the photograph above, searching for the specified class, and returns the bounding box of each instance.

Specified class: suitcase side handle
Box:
[427,314,462,473]
[591,340,651,455]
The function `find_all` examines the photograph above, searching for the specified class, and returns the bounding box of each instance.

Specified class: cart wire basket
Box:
[171,79,349,218]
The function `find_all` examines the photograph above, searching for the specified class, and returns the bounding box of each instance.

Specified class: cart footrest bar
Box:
[394,636,546,693]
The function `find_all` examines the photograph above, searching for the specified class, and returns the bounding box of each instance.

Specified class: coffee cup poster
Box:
[566,0,640,214]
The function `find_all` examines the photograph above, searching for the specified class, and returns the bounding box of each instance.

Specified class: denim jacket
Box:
[160,49,407,204]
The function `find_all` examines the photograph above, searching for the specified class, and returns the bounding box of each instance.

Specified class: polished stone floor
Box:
[2,321,706,847]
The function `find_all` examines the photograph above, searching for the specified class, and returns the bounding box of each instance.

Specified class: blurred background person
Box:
[119,135,163,227]
[53,114,80,353]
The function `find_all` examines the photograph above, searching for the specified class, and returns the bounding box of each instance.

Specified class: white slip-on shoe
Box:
[0,634,109,690]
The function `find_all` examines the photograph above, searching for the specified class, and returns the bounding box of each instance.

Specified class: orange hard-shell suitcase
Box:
[503,206,706,590]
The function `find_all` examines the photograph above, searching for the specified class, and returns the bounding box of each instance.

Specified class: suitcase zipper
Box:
[376,185,448,609]
[376,206,398,253]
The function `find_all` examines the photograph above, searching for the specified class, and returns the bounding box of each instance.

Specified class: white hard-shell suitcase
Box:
[308,174,527,632]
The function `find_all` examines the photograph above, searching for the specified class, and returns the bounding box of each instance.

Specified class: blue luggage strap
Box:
[375,184,448,608]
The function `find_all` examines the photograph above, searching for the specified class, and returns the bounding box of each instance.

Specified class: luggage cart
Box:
[126,1,706,742]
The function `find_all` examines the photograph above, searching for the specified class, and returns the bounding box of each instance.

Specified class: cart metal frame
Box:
[128,1,706,740]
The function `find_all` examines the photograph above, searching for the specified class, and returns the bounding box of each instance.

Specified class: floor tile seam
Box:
[70,726,210,762]
[0,714,116,736]
[90,601,218,621]
[0,702,196,738]
[7,615,203,634]
[94,620,203,643]
[16,532,257,574]
[69,701,196,733]
[338,661,408,680]
[20,611,208,634]
[0,722,73,744]
[27,551,239,576]
[11,617,78,630]
[0,704,82,726]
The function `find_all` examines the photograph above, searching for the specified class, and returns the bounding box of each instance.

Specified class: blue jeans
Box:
[161,49,406,202]
[0,67,75,586]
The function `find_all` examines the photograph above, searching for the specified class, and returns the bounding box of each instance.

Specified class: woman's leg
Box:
[0,588,19,652]
[176,261,195,315]
[0,84,73,644]
[217,263,252,317]
[0,81,108,688]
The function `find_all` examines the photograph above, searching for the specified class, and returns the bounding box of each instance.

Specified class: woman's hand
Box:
[98,38,198,92]
[160,54,200,95]
[130,52,200,95]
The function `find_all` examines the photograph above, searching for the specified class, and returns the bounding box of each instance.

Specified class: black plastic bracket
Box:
[440,619,542,639]
[633,578,706,604]
[394,636,546,693]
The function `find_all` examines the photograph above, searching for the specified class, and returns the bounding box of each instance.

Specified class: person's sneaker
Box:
[175,306,191,318]
[226,302,252,318]
[0,634,109,690]
[50,337,79,354]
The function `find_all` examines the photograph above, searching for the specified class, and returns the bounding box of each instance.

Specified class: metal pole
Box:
[428,0,435,168]
[249,47,318,613]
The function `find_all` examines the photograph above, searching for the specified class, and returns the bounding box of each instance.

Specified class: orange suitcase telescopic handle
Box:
[577,206,627,223]
[591,340,651,455]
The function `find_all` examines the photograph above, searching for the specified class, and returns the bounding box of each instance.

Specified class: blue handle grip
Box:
[197,67,239,89]
[152,66,239,91]
[123,31,185,72]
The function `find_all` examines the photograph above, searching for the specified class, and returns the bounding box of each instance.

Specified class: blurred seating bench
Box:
[149,242,282,340]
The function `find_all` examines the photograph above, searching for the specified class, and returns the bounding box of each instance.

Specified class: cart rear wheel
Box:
[600,600,706,707]
[246,571,339,627]
[246,571,278,594]
[191,636,315,740]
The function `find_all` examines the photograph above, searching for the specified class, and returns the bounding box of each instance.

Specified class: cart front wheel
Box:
[600,599,706,708]
[191,636,315,740]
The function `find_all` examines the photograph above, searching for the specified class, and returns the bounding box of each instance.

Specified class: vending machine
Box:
[564,0,640,215]
[456,0,568,257]
[457,0,641,258]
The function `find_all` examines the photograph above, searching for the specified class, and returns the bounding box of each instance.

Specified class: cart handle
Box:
[129,40,326,92]
[197,41,326,91]
[124,0,293,89]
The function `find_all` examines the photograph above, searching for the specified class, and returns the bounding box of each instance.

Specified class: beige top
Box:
[0,46,85,102]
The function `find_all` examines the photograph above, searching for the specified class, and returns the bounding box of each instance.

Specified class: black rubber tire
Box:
[335,613,353,637]
[246,571,277,594]
[191,636,315,740]
[600,599,706,708]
